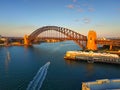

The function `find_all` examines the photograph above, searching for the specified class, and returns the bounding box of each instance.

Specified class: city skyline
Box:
[0,0,120,37]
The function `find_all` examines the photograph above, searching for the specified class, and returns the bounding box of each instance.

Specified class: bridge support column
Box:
[87,30,97,50]
[24,35,30,45]
[110,45,112,50]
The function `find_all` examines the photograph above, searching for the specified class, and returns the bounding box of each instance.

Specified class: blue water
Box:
[0,41,120,90]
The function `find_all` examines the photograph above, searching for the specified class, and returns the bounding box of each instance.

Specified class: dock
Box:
[64,51,120,64]
[106,51,120,56]
[82,79,120,90]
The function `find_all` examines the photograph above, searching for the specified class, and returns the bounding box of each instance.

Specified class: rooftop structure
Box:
[82,79,120,90]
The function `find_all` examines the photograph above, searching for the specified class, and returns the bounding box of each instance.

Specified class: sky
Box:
[0,0,120,37]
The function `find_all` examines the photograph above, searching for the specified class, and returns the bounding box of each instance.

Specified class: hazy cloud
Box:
[66,2,95,13]
[77,8,84,12]
[66,4,74,9]
[74,19,80,22]
[95,24,105,27]
[74,18,92,23]
[82,17,91,24]
[73,0,77,3]
[88,7,95,12]
[82,3,89,7]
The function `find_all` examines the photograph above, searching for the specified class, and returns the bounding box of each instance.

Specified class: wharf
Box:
[106,51,120,56]
[64,51,120,64]
[0,43,24,47]
[82,79,120,90]
[0,44,4,46]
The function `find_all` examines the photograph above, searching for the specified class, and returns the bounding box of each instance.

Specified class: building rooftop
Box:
[82,79,120,90]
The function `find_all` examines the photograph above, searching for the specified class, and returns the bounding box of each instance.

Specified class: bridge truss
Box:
[28,26,87,49]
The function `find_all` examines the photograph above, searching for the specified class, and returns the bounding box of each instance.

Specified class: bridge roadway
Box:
[37,37,87,41]
[96,39,120,47]
[2,36,120,48]
[38,37,120,47]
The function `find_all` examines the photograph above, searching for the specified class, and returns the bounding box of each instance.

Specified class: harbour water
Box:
[0,41,120,90]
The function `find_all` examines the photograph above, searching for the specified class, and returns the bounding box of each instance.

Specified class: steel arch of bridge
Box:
[28,26,87,49]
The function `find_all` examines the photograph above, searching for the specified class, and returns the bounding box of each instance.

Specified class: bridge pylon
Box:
[24,35,30,46]
[87,30,97,50]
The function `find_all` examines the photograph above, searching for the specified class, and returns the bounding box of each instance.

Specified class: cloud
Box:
[82,3,89,7]
[95,24,105,27]
[73,0,77,3]
[66,4,74,9]
[66,3,95,13]
[77,8,84,12]
[88,7,95,12]
[75,18,91,23]
[82,17,91,24]
[74,19,80,22]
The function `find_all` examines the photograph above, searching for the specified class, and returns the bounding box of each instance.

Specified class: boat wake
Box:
[26,62,50,90]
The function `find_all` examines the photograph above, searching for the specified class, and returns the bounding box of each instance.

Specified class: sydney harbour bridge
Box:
[23,26,120,50]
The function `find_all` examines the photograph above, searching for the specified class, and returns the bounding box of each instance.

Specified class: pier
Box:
[64,51,120,64]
